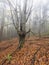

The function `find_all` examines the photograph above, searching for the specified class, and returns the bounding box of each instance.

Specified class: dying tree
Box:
[7,0,33,49]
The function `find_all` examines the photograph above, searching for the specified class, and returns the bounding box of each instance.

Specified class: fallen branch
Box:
[0,44,13,52]
[31,47,41,65]
[0,58,7,65]
[0,44,20,65]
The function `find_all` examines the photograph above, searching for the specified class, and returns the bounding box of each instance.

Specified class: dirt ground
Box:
[0,36,49,65]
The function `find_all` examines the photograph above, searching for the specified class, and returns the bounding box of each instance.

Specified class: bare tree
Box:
[41,5,48,34]
[0,4,5,41]
[7,0,33,49]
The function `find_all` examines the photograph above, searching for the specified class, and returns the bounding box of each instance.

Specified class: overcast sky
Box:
[0,0,49,9]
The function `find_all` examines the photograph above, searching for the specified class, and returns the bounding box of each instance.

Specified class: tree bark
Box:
[18,31,26,49]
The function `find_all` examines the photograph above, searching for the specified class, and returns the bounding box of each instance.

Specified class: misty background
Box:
[0,0,49,41]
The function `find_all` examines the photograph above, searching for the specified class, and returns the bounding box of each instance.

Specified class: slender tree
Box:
[0,3,5,41]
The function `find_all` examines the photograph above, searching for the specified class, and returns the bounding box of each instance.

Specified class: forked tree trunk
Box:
[18,25,26,49]
[18,31,26,49]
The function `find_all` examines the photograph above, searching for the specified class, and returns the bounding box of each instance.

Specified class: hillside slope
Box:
[0,37,49,65]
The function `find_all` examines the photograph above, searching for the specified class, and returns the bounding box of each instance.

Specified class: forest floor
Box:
[0,36,49,65]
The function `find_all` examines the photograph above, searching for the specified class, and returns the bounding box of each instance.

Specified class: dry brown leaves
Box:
[0,37,49,65]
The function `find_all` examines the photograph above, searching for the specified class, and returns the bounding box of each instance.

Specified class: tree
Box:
[0,3,5,41]
[7,0,33,49]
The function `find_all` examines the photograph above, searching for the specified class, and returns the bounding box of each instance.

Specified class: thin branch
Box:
[31,31,37,36]
[14,6,19,23]
[18,5,22,23]
[7,0,15,9]
[26,2,33,22]
[23,0,27,15]
[7,0,19,32]
[26,29,30,35]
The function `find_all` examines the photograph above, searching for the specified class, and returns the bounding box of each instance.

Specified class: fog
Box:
[0,0,49,41]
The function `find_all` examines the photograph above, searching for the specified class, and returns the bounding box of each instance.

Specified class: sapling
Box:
[6,54,12,64]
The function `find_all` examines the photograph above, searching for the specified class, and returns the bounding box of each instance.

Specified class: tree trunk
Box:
[18,31,26,49]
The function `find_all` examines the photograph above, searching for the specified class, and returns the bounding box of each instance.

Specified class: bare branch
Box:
[26,2,33,22]
[18,5,22,23]
[7,0,15,9]
[7,0,19,32]
[23,0,27,15]
[26,29,30,35]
